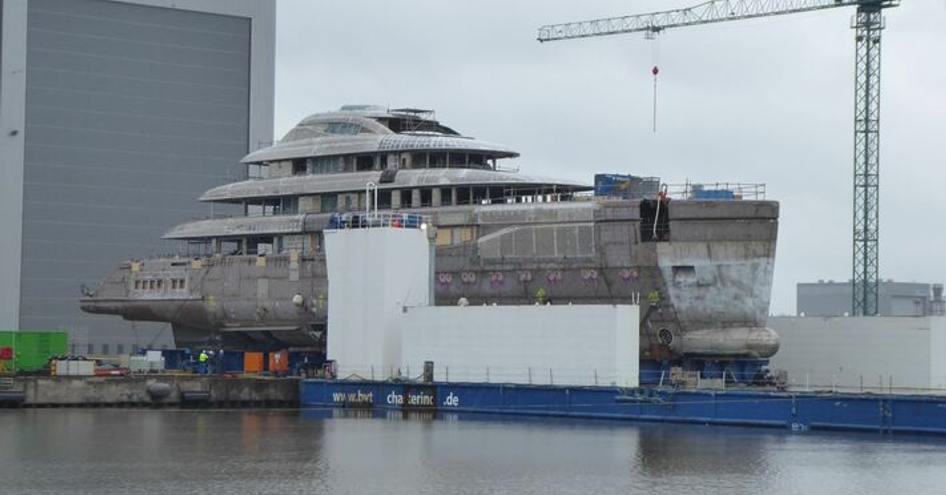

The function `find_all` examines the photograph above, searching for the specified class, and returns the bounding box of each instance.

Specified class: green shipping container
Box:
[0,331,69,373]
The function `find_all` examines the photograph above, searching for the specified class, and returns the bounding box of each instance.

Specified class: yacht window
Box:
[292,159,306,175]
[399,190,412,209]
[307,156,343,174]
[410,153,426,169]
[341,194,356,212]
[149,280,156,290]
[469,154,485,167]
[472,187,488,204]
[387,118,411,133]
[325,122,363,135]
[156,280,162,290]
[87,344,94,355]
[263,198,278,216]
[356,155,374,171]
[420,189,432,207]
[247,163,269,179]
[489,187,506,204]
[248,237,274,255]
[179,279,186,290]
[117,344,124,355]
[449,153,466,167]
[281,197,299,215]
[377,190,392,209]
[171,279,177,290]
[457,187,471,205]
[134,280,141,290]
[101,343,109,355]
[380,117,459,135]
[379,155,388,169]
[400,157,407,169]
[321,194,338,212]
[441,188,453,206]
[429,153,447,168]
[221,240,242,255]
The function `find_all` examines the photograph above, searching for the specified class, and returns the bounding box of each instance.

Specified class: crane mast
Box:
[538,0,900,316]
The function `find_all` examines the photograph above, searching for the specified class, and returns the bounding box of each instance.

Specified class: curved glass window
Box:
[306,156,343,174]
[325,122,364,135]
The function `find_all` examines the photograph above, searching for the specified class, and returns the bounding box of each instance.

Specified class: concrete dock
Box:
[0,376,299,408]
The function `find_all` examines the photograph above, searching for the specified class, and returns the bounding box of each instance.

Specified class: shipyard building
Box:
[797,280,945,317]
[0,0,275,354]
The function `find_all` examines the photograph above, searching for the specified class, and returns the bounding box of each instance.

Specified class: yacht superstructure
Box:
[81,105,779,360]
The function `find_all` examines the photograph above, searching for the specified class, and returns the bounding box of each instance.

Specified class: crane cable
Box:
[650,32,660,133]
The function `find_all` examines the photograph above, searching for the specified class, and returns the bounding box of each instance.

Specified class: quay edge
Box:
[1,376,299,408]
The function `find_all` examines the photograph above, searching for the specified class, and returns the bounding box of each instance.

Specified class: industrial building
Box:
[797,280,945,317]
[0,0,275,354]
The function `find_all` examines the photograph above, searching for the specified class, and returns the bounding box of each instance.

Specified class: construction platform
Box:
[300,379,946,436]
[0,375,299,408]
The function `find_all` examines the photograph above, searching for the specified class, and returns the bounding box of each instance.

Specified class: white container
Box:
[53,360,95,376]
[129,356,150,373]
[74,361,95,376]
[148,357,165,371]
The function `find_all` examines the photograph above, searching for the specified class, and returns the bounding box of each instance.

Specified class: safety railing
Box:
[327,364,946,396]
[775,370,946,396]
[575,181,766,201]
[327,212,432,230]
[666,181,766,200]
[331,364,637,388]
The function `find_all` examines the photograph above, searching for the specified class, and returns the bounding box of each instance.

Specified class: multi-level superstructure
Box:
[82,105,780,362]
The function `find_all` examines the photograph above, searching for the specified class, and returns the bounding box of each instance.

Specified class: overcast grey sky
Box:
[273,0,946,314]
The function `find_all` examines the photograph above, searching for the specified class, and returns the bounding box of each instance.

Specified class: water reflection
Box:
[0,408,945,495]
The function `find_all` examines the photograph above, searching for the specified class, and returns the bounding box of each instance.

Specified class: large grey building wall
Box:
[16,0,267,353]
[796,283,852,317]
[797,281,934,317]
[0,0,27,332]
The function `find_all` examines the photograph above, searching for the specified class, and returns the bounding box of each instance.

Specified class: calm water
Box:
[2,408,946,495]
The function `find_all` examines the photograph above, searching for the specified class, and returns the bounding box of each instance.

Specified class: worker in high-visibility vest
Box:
[198,350,209,374]
[535,287,547,305]
[646,289,662,306]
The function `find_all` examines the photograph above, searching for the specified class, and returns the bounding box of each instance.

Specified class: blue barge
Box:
[300,379,946,435]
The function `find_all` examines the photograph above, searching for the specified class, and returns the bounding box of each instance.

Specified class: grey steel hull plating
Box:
[81,199,779,357]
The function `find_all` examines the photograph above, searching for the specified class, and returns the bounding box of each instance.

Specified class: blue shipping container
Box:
[221,351,244,373]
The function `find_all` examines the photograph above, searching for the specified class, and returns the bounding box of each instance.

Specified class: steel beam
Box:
[851,6,883,316]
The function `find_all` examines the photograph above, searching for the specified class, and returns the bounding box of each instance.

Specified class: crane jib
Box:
[536,0,899,42]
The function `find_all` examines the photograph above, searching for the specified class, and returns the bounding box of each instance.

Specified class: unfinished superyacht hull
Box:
[82,197,778,358]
